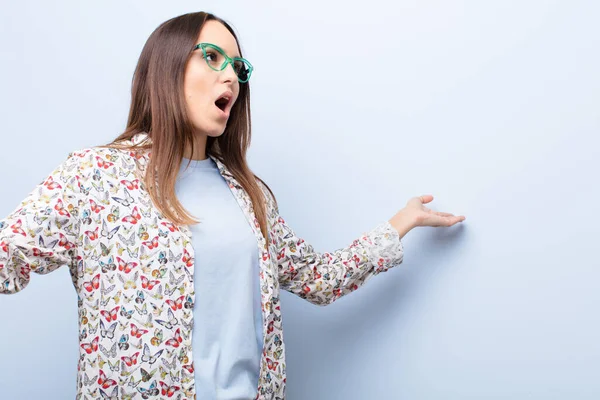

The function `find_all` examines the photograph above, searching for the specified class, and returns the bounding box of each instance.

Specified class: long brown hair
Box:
[98,11,276,241]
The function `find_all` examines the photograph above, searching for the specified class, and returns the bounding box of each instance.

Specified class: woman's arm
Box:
[0,152,83,294]
[259,180,465,307]
[271,213,407,306]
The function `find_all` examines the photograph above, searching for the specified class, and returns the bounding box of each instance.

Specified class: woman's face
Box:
[184,20,240,138]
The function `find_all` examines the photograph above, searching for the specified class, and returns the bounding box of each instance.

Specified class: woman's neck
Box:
[183,134,208,160]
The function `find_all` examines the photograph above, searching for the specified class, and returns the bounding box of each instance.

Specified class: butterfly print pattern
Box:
[0,132,404,399]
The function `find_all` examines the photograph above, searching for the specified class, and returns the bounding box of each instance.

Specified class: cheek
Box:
[185,90,204,117]
[184,68,211,116]
[185,85,206,112]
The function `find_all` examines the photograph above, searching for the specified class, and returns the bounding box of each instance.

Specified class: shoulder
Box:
[62,145,145,184]
[68,144,146,168]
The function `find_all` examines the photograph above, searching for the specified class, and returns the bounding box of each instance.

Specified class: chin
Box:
[207,128,226,137]
[192,123,227,138]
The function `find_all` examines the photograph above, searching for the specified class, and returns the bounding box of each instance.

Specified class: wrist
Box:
[388,209,416,240]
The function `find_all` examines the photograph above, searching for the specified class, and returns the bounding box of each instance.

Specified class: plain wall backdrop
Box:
[1,1,599,399]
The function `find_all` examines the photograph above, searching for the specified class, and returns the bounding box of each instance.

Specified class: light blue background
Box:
[1,1,599,399]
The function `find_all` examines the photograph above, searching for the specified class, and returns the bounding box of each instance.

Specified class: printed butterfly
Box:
[83,274,100,292]
[141,344,163,365]
[100,306,120,322]
[81,336,99,354]
[98,369,117,389]
[160,381,180,398]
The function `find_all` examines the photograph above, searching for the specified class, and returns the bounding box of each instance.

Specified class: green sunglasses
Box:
[193,42,254,83]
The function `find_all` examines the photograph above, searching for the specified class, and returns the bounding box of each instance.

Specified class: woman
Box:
[0,11,465,400]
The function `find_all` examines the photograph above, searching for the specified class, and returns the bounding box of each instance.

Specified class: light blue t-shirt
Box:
[175,156,263,399]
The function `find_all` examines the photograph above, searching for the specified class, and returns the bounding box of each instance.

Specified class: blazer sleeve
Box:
[269,205,405,306]
[0,152,82,294]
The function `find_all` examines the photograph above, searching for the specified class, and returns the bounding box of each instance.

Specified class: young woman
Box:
[0,11,465,400]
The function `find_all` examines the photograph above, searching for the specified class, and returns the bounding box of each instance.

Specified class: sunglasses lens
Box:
[202,44,252,82]
[203,45,226,70]
[233,60,251,82]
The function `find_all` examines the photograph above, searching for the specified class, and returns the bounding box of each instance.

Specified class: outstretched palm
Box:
[405,194,465,227]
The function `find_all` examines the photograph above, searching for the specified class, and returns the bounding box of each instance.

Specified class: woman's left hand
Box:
[388,194,466,238]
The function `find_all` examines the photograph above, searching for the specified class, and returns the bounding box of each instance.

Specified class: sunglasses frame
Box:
[193,42,253,83]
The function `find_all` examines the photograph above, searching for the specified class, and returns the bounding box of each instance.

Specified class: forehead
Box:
[197,20,240,58]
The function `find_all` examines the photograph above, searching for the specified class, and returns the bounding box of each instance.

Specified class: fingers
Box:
[435,211,465,220]
[418,195,433,204]
[450,215,466,225]
[418,214,465,228]
[413,196,466,227]
[440,214,466,227]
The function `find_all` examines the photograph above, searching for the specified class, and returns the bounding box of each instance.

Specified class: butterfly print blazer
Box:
[0,132,405,399]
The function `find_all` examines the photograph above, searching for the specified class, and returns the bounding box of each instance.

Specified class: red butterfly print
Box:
[182,363,194,373]
[83,274,100,292]
[128,151,146,161]
[43,176,62,190]
[121,206,141,224]
[166,296,184,311]
[266,357,279,371]
[277,248,286,261]
[89,199,105,214]
[267,321,274,334]
[160,381,180,397]
[142,236,159,250]
[80,336,99,354]
[164,328,183,348]
[54,199,72,217]
[95,156,114,170]
[10,220,26,237]
[262,251,270,261]
[19,265,31,280]
[286,263,295,276]
[160,221,177,232]
[32,248,54,257]
[130,323,149,338]
[312,266,322,280]
[182,249,193,267]
[98,369,117,389]
[57,233,76,250]
[84,227,99,241]
[0,240,9,252]
[121,351,139,367]
[120,179,139,190]
[116,257,138,274]
[100,306,120,322]
[141,276,160,290]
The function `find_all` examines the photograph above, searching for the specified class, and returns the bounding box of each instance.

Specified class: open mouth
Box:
[214,95,231,113]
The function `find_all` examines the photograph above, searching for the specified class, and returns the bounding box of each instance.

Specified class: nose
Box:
[220,61,238,83]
